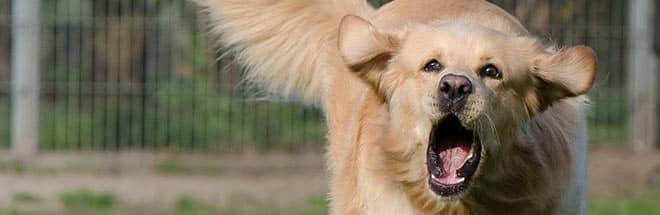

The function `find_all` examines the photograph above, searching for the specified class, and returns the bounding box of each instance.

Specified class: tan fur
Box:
[197,0,595,214]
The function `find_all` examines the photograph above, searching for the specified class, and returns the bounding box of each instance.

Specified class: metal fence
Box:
[490,0,632,146]
[0,0,326,152]
[0,0,654,152]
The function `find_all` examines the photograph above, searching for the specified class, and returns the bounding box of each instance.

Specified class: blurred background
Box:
[0,0,658,214]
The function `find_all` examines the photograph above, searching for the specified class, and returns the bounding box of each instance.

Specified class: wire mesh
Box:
[0,0,649,152]
[491,0,630,145]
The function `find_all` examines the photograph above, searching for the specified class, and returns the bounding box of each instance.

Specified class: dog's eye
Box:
[423,59,443,72]
[480,64,502,79]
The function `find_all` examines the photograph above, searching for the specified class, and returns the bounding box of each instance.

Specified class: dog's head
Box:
[338,16,596,201]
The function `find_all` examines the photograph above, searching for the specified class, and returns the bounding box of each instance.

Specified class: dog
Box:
[196,0,596,214]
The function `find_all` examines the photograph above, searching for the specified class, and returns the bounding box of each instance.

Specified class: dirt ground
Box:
[587,146,660,197]
[0,151,328,211]
[0,146,658,211]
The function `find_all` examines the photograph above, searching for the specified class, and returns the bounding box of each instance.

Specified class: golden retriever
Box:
[196,0,596,214]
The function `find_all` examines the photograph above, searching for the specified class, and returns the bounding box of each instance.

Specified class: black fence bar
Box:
[0,0,10,148]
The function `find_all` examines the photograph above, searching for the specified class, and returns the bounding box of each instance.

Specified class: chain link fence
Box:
[0,0,654,152]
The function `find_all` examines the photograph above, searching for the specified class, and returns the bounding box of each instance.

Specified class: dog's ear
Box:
[531,46,597,110]
[338,15,400,93]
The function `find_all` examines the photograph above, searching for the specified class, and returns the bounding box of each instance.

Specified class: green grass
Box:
[588,93,628,146]
[590,189,660,215]
[213,194,328,215]
[0,190,328,215]
[589,123,627,145]
[0,160,26,174]
[12,192,40,203]
[175,195,219,215]
[172,193,329,215]
[36,78,326,152]
[0,97,9,148]
[154,161,223,175]
[0,160,58,175]
[0,208,37,215]
[59,189,115,212]
[289,194,329,215]
[4,189,660,215]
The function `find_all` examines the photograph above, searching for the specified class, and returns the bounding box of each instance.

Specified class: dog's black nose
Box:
[439,74,472,101]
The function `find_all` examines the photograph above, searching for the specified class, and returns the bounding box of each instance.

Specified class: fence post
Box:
[627,0,658,152]
[10,0,41,155]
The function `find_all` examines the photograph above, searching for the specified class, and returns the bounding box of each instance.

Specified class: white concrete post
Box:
[627,0,658,152]
[11,0,41,154]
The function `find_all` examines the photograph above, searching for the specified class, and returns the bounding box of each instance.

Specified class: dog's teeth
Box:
[467,154,473,160]
[431,174,438,180]
[457,177,465,183]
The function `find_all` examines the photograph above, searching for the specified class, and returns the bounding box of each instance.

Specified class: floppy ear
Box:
[338,15,400,92]
[532,46,597,110]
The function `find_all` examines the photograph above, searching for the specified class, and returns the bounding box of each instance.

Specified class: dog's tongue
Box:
[437,139,471,184]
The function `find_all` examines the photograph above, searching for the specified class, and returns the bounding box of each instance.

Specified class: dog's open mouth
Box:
[427,114,482,198]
